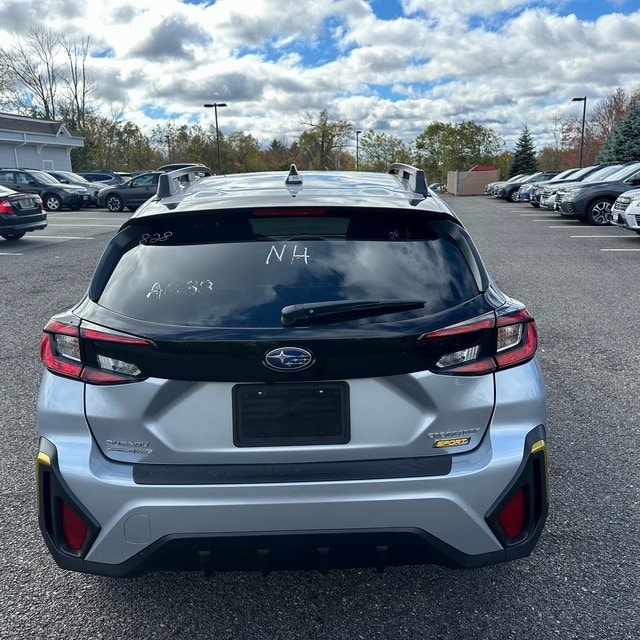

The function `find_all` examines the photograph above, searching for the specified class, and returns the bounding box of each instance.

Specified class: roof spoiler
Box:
[388,163,429,199]
[156,165,214,199]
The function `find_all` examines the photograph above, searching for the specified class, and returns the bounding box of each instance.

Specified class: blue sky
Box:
[0,0,638,149]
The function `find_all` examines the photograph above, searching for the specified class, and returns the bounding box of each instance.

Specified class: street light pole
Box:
[356,130,362,171]
[572,96,587,168]
[203,102,227,174]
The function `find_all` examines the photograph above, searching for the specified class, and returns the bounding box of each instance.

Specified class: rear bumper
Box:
[0,217,47,234]
[36,424,548,577]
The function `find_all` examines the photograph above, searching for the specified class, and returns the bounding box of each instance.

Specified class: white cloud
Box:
[0,0,638,150]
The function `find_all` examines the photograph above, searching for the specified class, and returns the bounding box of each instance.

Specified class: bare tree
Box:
[590,87,630,145]
[59,35,94,130]
[0,27,61,118]
[0,27,94,128]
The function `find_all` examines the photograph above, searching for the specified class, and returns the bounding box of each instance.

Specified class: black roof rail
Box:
[388,163,429,199]
[156,165,214,199]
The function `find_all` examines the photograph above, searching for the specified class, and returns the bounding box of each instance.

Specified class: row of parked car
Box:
[485,162,640,234]
[0,164,209,241]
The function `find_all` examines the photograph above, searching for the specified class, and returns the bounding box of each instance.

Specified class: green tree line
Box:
[1,28,639,180]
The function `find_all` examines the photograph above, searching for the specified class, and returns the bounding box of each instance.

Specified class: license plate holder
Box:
[233,382,350,447]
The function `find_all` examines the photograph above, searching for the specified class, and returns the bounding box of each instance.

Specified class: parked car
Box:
[77,171,132,186]
[0,168,90,211]
[157,162,209,172]
[495,171,560,202]
[484,174,527,196]
[0,184,46,240]
[97,171,163,212]
[37,163,548,577]
[525,168,581,206]
[428,182,447,193]
[609,188,640,235]
[46,170,107,207]
[539,163,626,211]
[555,162,640,225]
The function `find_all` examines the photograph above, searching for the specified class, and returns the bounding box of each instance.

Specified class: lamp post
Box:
[355,130,362,171]
[203,102,227,174]
[572,96,587,168]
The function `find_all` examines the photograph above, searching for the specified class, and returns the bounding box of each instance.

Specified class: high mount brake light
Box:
[420,308,538,375]
[252,207,327,217]
[41,319,154,385]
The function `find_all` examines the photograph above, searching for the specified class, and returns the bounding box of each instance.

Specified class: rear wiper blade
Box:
[281,299,425,326]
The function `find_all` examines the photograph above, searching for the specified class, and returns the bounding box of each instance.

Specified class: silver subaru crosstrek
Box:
[36,164,548,576]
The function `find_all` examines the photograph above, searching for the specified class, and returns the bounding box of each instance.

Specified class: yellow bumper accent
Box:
[36,452,51,466]
[531,439,549,502]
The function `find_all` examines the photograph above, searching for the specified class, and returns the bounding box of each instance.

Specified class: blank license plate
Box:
[233,382,350,447]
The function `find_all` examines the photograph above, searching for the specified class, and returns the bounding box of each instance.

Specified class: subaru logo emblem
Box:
[264,347,314,371]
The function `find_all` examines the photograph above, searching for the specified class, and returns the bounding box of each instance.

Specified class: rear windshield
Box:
[95,210,481,328]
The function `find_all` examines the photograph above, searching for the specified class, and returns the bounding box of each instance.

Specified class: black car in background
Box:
[0,168,90,211]
[97,171,163,212]
[0,184,46,240]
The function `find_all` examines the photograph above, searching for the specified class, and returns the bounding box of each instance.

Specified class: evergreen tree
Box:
[596,103,640,162]
[508,126,537,177]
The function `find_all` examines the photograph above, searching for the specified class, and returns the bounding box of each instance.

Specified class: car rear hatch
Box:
[43,208,539,468]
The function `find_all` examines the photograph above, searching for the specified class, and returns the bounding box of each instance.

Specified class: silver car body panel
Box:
[37,357,545,567]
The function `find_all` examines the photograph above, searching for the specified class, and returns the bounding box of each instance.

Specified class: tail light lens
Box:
[0,198,15,214]
[41,317,154,385]
[419,305,538,375]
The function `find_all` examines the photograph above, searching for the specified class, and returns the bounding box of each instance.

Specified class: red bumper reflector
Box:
[61,501,89,551]
[498,489,525,540]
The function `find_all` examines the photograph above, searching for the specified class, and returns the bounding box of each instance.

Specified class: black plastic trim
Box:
[36,437,101,563]
[55,528,514,578]
[133,455,453,485]
[485,424,548,548]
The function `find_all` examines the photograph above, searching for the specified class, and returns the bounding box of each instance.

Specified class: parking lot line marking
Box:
[570,235,632,238]
[0,252,22,256]
[549,225,581,228]
[601,248,640,252]
[47,223,120,227]
[39,236,95,240]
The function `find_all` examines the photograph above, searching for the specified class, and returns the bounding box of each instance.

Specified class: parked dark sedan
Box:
[0,185,46,240]
[97,172,162,212]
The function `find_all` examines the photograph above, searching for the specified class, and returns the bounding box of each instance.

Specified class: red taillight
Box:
[40,318,154,384]
[497,488,526,540]
[40,320,83,379]
[0,198,15,214]
[60,501,89,551]
[420,307,538,375]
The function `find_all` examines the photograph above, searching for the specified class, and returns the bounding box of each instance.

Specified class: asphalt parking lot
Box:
[0,199,638,640]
